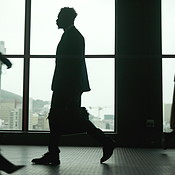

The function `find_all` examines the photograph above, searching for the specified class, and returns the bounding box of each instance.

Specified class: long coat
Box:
[51,26,90,94]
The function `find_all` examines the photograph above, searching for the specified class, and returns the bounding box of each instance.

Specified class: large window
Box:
[0,0,115,132]
[162,0,175,132]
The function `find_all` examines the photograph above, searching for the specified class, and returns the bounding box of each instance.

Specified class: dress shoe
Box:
[100,140,116,163]
[31,152,60,165]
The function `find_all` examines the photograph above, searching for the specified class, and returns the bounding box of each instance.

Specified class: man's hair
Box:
[60,7,77,21]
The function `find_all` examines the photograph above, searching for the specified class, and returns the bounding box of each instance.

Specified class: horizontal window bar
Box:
[162,55,175,58]
[3,55,116,58]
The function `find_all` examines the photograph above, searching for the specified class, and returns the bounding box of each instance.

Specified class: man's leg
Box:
[31,116,61,165]
[48,117,61,155]
[77,116,116,163]
[31,92,61,165]
[31,119,61,165]
[71,94,116,163]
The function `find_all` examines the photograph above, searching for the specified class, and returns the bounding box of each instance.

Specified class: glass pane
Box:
[0,58,23,130]
[82,58,115,132]
[162,58,175,132]
[29,58,55,130]
[0,0,25,54]
[162,0,175,54]
[31,0,115,55]
[29,58,115,132]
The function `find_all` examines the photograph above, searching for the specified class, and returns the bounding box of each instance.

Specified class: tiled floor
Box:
[1,145,175,175]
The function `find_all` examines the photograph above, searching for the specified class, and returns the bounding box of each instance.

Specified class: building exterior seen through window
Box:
[0,47,23,130]
[0,0,115,132]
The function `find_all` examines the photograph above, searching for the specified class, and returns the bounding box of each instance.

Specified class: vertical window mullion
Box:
[23,0,31,131]
[114,0,117,133]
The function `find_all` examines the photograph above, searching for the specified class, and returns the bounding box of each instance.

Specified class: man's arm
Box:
[0,52,12,69]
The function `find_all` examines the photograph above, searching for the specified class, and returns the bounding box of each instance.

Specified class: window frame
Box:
[0,0,117,133]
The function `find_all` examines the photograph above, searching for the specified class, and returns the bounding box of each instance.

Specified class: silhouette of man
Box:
[0,52,25,174]
[32,7,116,165]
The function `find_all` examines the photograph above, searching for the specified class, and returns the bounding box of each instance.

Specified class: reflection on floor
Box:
[0,145,175,175]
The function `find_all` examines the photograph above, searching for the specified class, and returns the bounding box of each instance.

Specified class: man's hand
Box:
[0,52,12,69]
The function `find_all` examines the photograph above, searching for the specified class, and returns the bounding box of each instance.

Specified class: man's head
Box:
[56,7,77,30]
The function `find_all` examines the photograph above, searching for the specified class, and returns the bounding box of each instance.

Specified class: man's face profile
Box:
[56,11,65,29]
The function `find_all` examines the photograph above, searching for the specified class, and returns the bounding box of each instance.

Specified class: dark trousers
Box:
[48,91,110,154]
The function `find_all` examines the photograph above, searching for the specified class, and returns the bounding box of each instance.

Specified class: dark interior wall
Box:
[116,0,162,147]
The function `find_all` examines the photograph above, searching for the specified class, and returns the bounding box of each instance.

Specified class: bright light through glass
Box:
[31,0,115,55]
[162,0,175,54]
[29,58,115,131]
[0,0,25,54]
[162,0,175,132]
